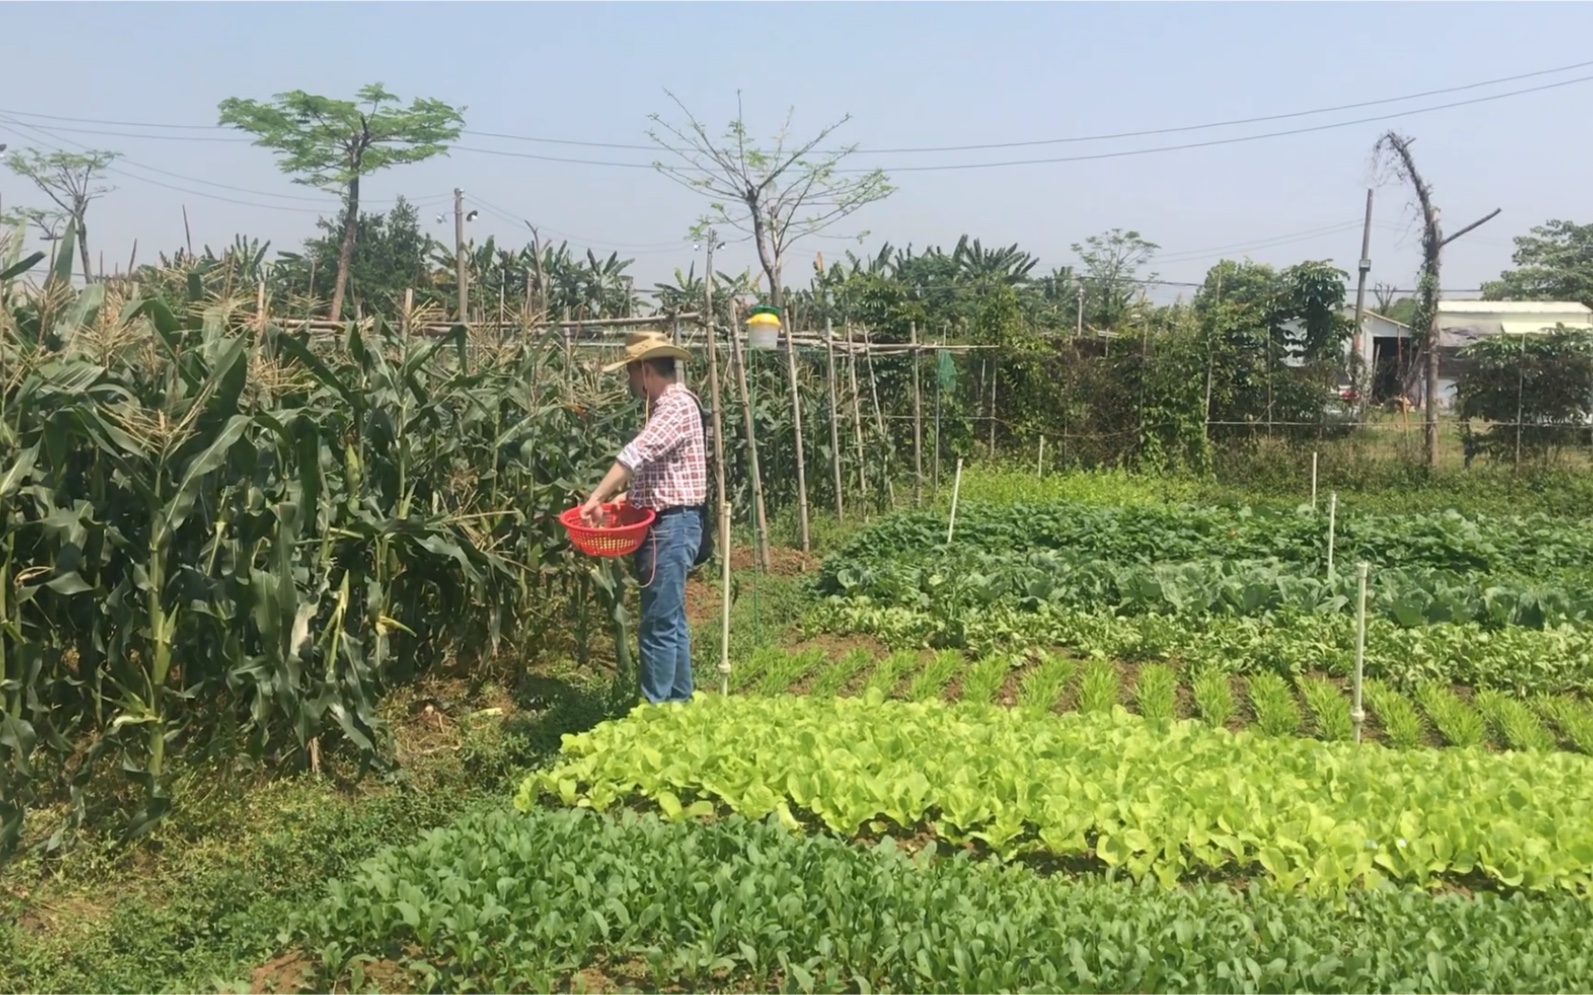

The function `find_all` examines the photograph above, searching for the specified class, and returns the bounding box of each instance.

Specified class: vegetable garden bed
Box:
[297,806,1593,994]
[516,694,1593,895]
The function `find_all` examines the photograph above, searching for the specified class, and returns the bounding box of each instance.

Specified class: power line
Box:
[0,116,450,210]
[3,67,1582,180]
[5,58,1592,156]
[837,73,1593,172]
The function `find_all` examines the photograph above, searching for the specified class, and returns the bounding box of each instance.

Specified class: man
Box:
[580,331,707,705]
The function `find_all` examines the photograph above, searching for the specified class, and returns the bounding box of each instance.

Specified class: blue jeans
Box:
[633,507,702,704]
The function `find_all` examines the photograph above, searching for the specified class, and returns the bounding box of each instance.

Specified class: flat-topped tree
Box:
[219,84,464,322]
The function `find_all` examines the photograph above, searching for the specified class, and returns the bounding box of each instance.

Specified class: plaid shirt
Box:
[618,383,708,511]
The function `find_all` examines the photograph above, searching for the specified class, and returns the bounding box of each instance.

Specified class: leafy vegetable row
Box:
[823,549,1593,630]
[300,806,1593,994]
[810,600,1593,695]
[517,695,1593,894]
[821,500,1593,581]
[724,646,1593,754]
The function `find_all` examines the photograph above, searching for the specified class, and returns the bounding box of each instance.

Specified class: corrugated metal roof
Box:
[1437,300,1592,316]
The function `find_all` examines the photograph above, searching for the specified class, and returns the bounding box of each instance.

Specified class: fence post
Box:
[1352,561,1369,743]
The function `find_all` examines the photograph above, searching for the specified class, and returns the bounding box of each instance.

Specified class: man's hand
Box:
[580,462,634,526]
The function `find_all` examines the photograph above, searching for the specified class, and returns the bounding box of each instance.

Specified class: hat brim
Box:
[602,344,691,374]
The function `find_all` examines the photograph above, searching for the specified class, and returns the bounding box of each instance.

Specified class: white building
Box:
[1345,301,1593,407]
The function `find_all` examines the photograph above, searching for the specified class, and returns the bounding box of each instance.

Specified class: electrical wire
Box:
[464,193,695,253]
[0,115,450,209]
[5,57,1591,156]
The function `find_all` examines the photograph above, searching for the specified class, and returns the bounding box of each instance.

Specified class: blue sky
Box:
[3,1,1589,303]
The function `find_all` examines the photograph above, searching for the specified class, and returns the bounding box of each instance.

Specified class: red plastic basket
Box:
[559,502,655,557]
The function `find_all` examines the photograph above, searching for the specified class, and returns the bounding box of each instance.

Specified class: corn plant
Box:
[0,271,654,851]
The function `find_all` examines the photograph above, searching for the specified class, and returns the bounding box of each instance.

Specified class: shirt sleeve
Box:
[618,393,694,471]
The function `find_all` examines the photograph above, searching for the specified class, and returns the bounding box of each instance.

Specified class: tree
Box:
[1374,131,1499,467]
[218,84,465,322]
[1073,229,1158,330]
[647,91,894,553]
[1480,220,1593,310]
[646,91,894,314]
[5,147,118,281]
[272,196,437,317]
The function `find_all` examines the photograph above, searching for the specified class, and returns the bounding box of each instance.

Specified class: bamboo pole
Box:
[782,308,813,553]
[719,499,733,696]
[728,301,772,572]
[824,313,844,523]
[911,321,924,507]
[988,364,998,455]
[703,267,728,509]
[862,326,897,509]
[845,323,869,511]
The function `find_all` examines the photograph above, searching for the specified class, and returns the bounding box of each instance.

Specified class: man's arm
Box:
[580,461,633,523]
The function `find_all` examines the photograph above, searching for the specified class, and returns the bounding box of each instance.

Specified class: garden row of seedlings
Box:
[729,646,1593,754]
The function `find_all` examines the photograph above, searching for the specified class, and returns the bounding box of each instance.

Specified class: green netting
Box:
[936,349,957,390]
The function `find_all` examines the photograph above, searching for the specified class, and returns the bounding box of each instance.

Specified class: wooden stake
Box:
[988,364,998,455]
[911,321,924,507]
[862,326,897,508]
[402,287,414,336]
[729,300,772,572]
[782,307,813,553]
[703,238,728,505]
[824,314,844,523]
[718,498,733,696]
[845,323,869,510]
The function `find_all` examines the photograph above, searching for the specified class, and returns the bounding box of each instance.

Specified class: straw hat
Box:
[601,331,691,373]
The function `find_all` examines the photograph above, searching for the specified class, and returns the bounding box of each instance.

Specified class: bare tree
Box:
[1374,132,1499,467]
[6,148,118,282]
[647,92,894,552]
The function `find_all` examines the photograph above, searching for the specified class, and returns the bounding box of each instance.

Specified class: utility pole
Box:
[1075,279,1085,337]
[1352,188,1374,418]
[703,232,728,506]
[453,187,468,323]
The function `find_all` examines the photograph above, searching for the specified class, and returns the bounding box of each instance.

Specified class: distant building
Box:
[1345,301,1593,407]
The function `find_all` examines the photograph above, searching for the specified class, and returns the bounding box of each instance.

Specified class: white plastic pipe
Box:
[1326,491,1338,579]
[1352,561,1369,743]
[947,458,964,543]
[1311,451,1319,511]
[718,500,733,696]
